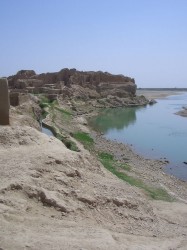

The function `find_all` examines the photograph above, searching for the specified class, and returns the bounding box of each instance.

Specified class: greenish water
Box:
[90,93,187,181]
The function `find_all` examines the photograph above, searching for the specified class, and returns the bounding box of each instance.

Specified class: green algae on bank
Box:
[98,151,173,201]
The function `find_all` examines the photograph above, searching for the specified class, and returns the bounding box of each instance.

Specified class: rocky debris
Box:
[76,116,88,125]
[175,106,187,118]
[0,78,9,125]
[64,168,82,178]
[149,99,157,105]
[0,183,23,193]
[112,198,138,209]
[77,194,97,206]
[25,186,70,213]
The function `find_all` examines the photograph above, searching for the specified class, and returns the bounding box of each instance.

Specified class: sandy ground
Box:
[136,89,184,100]
[0,125,187,250]
[0,95,187,249]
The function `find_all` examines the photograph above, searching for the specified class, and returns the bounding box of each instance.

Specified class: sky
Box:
[0,0,187,87]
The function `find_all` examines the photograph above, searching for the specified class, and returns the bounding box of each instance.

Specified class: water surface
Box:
[41,125,55,137]
[90,93,187,181]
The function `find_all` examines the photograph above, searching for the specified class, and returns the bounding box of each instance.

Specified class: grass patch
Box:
[98,151,173,201]
[39,96,59,121]
[39,102,51,109]
[98,152,131,171]
[40,96,50,103]
[115,162,131,171]
[39,96,72,123]
[144,187,173,201]
[55,107,72,116]
[98,152,114,160]
[39,96,57,109]
[55,106,72,122]
[72,132,94,149]
[56,133,79,152]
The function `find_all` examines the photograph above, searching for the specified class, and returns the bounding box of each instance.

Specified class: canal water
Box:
[90,93,187,181]
[41,124,55,137]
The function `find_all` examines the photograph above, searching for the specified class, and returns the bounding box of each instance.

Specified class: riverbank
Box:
[40,92,187,201]
[90,130,187,201]
[1,93,187,249]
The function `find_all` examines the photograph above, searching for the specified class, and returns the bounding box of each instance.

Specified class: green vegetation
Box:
[39,96,57,119]
[116,162,131,171]
[39,95,78,151]
[39,95,72,121]
[55,106,72,116]
[39,96,58,109]
[98,152,131,171]
[72,131,94,149]
[56,133,79,152]
[55,106,72,122]
[98,151,173,201]
[39,96,71,123]
[39,96,51,108]
[98,152,114,160]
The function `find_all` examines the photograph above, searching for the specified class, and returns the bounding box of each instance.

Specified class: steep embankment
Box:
[0,123,187,249]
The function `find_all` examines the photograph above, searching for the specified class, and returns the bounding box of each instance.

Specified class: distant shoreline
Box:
[137,88,187,91]
[136,89,186,100]
[137,89,187,118]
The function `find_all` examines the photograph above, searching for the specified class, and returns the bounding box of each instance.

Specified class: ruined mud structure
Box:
[8,69,137,101]
[0,78,9,125]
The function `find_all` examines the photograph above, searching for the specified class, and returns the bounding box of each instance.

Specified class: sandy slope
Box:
[0,125,187,250]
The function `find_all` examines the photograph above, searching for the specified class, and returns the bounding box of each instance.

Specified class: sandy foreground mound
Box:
[0,126,187,250]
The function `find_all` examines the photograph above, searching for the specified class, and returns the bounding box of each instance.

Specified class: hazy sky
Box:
[1,0,187,87]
